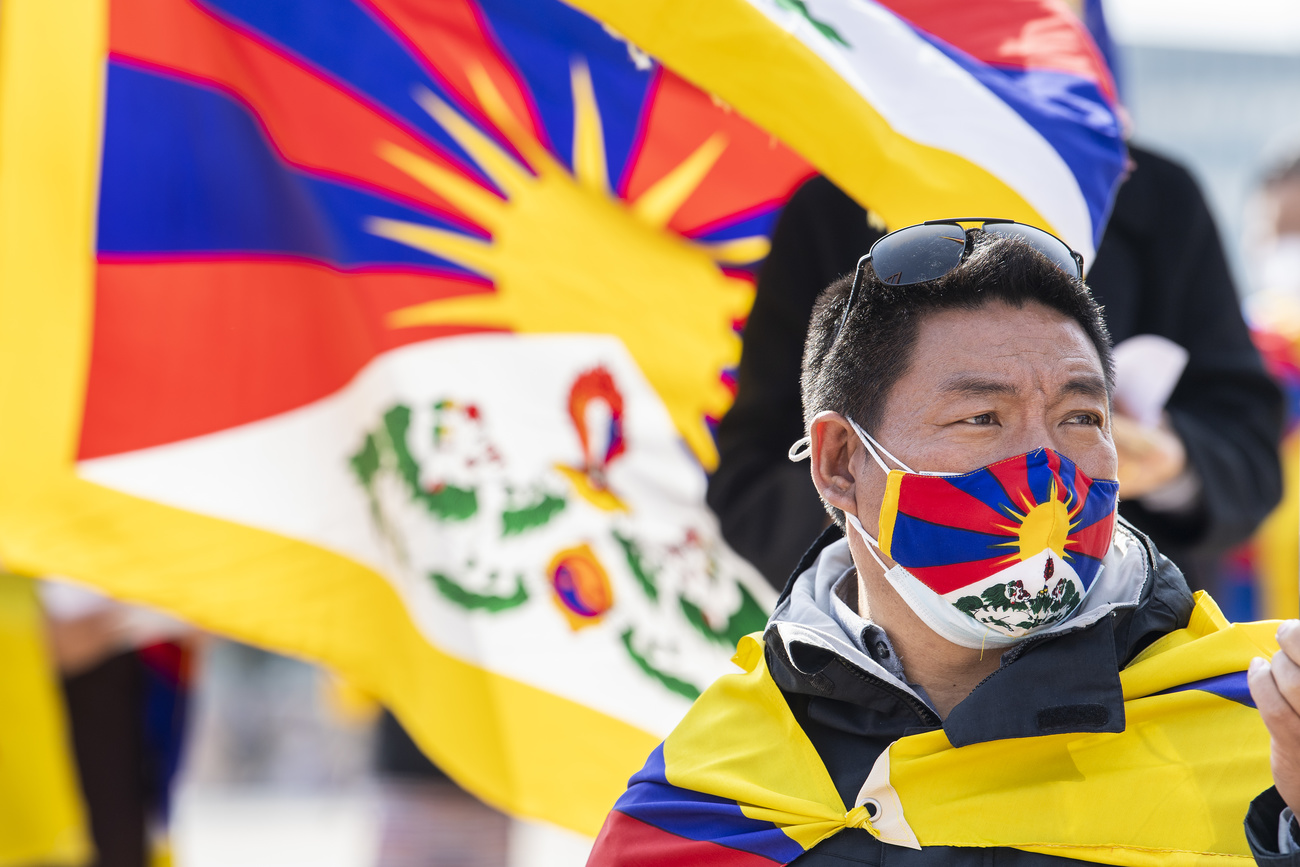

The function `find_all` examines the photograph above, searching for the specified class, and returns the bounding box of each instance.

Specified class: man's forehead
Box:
[899,301,1108,398]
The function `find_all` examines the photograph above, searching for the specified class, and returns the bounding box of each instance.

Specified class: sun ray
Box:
[699,236,771,265]
[386,293,505,329]
[569,59,608,195]
[376,142,505,229]
[464,65,555,172]
[632,133,728,229]
[411,85,531,197]
[366,217,497,277]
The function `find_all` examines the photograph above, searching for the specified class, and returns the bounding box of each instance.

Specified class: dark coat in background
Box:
[709,145,1285,598]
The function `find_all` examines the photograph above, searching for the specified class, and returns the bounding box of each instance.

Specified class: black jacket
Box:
[709,146,1285,594]
[765,521,1292,865]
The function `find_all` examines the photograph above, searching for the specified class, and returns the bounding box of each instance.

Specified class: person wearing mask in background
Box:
[709,146,1285,605]
[1228,152,1300,620]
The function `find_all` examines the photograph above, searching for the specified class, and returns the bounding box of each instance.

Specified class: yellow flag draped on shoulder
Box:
[591,593,1276,867]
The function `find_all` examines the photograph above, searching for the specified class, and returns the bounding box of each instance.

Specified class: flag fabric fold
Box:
[592,593,1276,866]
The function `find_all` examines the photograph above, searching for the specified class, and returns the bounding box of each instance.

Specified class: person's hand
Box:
[1111,414,1187,499]
[44,609,133,676]
[1248,620,1300,813]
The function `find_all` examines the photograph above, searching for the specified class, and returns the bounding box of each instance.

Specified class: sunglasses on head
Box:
[834,218,1085,340]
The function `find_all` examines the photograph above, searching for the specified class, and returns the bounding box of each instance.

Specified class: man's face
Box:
[845,299,1117,538]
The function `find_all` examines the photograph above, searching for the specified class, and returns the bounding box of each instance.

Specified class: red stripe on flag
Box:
[896,476,1017,537]
[362,0,549,147]
[985,453,1035,512]
[109,0,493,226]
[876,0,1117,102]
[619,69,812,237]
[910,556,1014,596]
[1067,512,1117,562]
[588,810,786,867]
[1071,462,1094,512]
[79,259,493,460]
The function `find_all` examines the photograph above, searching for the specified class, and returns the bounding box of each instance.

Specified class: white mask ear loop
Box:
[845,417,915,474]
[788,417,916,471]
[845,511,892,572]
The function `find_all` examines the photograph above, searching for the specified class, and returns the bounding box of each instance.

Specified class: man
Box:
[709,149,1284,599]
[588,223,1300,865]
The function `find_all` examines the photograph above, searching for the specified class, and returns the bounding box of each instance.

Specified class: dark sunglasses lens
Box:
[980,223,1081,279]
[869,223,969,286]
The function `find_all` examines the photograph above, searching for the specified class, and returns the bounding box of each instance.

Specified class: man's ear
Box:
[809,411,859,515]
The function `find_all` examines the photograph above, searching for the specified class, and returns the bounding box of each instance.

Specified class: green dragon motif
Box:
[613,531,658,602]
[429,571,529,612]
[382,405,478,521]
[502,492,566,536]
[775,0,849,48]
[620,629,700,701]
[953,572,1082,632]
[679,583,769,650]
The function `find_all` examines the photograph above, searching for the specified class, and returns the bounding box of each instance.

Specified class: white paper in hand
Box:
[1112,334,1189,428]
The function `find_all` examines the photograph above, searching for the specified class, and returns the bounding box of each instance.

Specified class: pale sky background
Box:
[1107,0,1300,53]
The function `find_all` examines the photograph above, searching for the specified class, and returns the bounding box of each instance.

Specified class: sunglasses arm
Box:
[834,253,873,341]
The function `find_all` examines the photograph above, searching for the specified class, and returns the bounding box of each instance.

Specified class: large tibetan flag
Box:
[0,0,1123,838]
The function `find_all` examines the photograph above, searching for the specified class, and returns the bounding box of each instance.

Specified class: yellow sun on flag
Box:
[993,481,1077,563]
[366,61,769,470]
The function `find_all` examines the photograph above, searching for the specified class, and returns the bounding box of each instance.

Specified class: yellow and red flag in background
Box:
[0,0,1124,839]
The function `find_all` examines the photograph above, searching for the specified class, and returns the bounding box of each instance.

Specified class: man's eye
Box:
[962,413,995,425]
[1066,412,1101,426]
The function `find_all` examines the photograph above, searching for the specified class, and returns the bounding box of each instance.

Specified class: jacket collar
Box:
[764,520,1190,747]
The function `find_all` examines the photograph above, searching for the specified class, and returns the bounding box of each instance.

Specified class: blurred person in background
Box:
[1224,152,1300,619]
[41,582,192,867]
[371,710,508,867]
[709,145,1285,603]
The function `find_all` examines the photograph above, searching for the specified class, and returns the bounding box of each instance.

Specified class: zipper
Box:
[832,654,942,727]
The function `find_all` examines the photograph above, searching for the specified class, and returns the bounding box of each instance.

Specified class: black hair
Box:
[800,231,1113,525]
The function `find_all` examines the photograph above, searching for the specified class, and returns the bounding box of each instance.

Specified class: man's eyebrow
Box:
[1058,375,1109,400]
[936,374,1110,400]
[938,376,1018,397]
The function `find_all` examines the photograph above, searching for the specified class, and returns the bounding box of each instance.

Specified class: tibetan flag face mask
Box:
[797,418,1120,648]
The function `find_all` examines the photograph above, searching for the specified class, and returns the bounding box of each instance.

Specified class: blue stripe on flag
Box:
[1071,478,1119,533]
[195,0,496,186]
[474,0,656,192]
[939,469,1022,516]
[890,514,1014,568]
[1155,671,1256,708]
[687,206,782,244]
[614,745,807,863]
[98,62,485,274]
[913,34,1125,248]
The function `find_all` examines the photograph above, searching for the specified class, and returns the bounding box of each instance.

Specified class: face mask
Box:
[797,419,1120,648]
